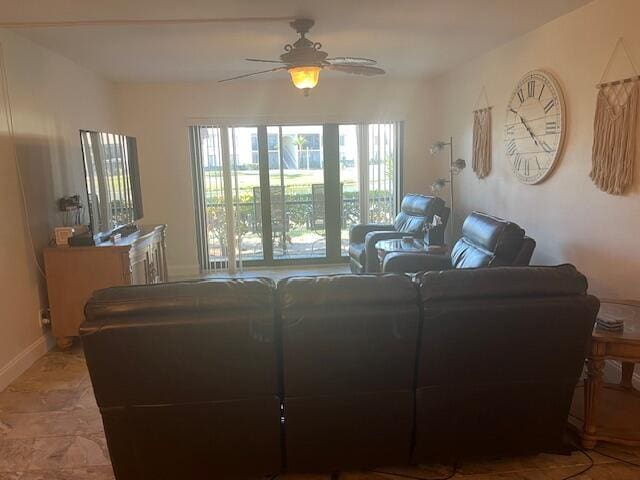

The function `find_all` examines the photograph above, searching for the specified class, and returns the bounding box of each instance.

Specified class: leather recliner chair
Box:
[383,211,536,273]
[348,194,445,273]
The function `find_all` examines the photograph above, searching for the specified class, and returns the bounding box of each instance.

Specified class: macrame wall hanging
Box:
[472,86,492,179]
[590,37,640,195]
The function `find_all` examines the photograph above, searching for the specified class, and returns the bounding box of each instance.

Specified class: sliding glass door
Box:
[338,123,399,256]
[190,122,401,271]
[191,126,265,270]
[267,125,326,260]
[367,123,397,224]
[338,125,360,255]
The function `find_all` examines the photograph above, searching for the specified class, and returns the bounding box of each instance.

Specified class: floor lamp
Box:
[429,137,466,238]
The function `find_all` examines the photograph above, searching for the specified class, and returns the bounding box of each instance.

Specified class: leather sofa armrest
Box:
[513,237,536,266]
[383,252,453,274]
[349,223,394,243]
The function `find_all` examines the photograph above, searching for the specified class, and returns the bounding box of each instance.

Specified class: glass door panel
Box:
[228,127,263,263]
[268,125,326,259]
[368,123,396,224]
[338,124,360,256]
[199,127,228,267]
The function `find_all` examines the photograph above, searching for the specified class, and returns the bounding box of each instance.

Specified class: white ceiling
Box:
[1,0,593,82]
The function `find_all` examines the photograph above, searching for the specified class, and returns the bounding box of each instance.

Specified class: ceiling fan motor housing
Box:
[281,18,328,67]
[280,45,328,66]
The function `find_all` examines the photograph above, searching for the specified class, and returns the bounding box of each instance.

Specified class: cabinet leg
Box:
[56,336,74,350]
[621,362,635,390]
[581,436,597,450]
[583,356,604,448]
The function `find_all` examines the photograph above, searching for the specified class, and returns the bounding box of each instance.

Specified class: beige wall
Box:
[115,77,438,276]
[0,29,117,387]
[428,0,640,299]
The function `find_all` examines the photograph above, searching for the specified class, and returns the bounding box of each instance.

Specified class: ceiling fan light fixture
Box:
[288,66,321,90]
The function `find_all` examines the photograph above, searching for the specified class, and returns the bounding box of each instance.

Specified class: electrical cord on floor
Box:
[369,463,458,480]
[592,448,640,468]
[558,447,594,480]
[266,446,640,480]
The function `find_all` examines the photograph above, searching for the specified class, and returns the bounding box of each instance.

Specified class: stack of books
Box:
[596,313,625,332]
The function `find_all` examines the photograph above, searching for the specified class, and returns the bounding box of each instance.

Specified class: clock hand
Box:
[521,117,554,153]
[519,116,541,148]
[511,109,551,153]
[511,108,539,143]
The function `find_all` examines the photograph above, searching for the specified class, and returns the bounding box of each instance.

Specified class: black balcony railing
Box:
[204,185,393,260]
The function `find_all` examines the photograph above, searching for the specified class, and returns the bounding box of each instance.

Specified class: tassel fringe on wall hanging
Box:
[590,38,640,195]
[472,86,492,178]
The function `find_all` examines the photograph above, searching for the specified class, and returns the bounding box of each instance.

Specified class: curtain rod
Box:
[0,16,297,28]
[597,75,640,89]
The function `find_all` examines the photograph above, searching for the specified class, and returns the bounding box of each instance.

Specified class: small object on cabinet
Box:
[54,227,75,246]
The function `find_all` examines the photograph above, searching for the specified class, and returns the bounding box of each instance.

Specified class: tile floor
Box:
[2,347,640,479]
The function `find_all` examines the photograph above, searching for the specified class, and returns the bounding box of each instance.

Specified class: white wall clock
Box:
[504,70,566,184]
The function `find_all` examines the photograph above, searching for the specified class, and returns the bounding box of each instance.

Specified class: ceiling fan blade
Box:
[324,64,385,76]
[326,61,382,68]
[326,57,377,65]
[219,66,288,83]
[246,58,286,64]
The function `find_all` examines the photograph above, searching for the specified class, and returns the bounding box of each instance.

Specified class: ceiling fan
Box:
[219,18,385,95]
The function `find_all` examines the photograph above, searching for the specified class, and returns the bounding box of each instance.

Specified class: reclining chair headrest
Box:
[399,194,444,217]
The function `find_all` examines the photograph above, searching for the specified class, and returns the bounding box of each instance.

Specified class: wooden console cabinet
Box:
[43,225,167,349]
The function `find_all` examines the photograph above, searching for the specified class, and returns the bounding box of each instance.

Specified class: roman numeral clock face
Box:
[504,70,566,184]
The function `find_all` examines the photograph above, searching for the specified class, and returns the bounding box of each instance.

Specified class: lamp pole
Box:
[429,137,463,243]
[448,136,454,240]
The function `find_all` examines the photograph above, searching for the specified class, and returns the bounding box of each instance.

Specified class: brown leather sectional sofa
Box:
[81,265,598,479]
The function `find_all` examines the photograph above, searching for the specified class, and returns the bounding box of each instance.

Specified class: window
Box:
[190,122,402,272]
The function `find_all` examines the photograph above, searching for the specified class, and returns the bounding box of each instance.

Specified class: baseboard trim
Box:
[168,264,200,280]
[0,333,54,392]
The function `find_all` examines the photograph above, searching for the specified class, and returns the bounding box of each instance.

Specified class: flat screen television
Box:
[80,130,143,241]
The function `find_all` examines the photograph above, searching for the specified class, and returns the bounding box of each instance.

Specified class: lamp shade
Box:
[431,178,449,193]
[429,141,447,155]
[452,158,467,171]
[288,66,321,89]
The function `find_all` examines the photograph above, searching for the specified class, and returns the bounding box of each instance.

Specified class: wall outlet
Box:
[39,308,51,328]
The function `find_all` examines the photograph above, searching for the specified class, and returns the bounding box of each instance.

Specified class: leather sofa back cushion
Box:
[415,265,595,385]
[81,278,278,408]
[450,212,525,268]
[84,279,273,318]
[278,274,420,396]
[415,265,588,302]
[394,195,444,233]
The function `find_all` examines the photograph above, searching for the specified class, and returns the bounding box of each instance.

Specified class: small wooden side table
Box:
[569,300,640,448]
